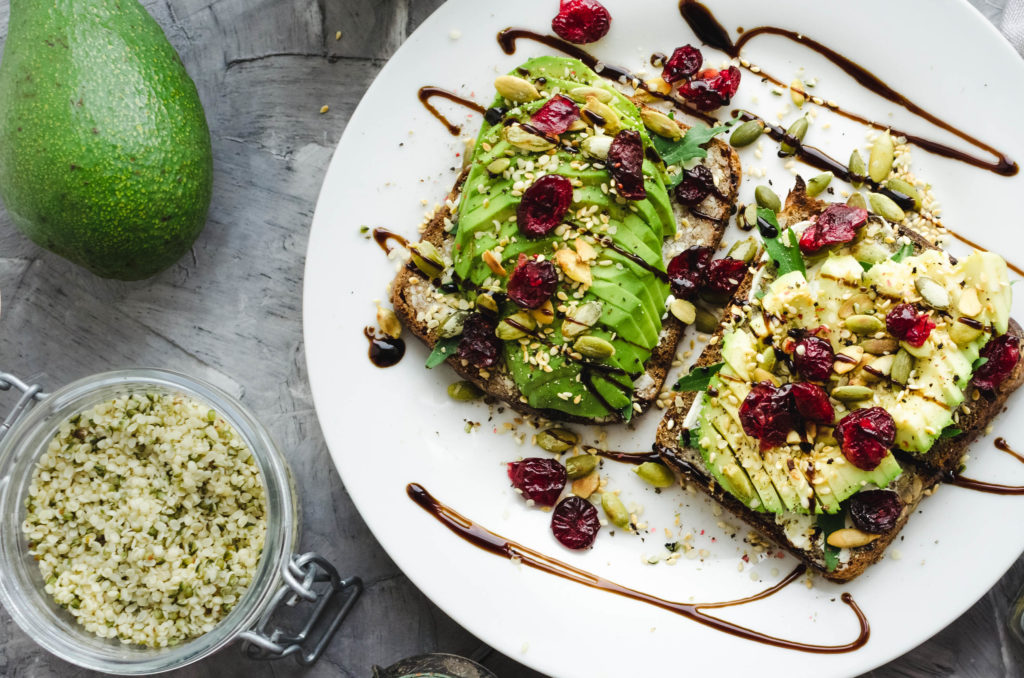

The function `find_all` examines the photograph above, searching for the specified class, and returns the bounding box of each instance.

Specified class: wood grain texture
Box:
[0,0,1018,676]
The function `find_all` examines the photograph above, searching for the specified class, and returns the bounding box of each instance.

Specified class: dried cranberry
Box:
[508,458,567,507]
[848,489,905,534]
[507,254,559,309]
[678,66,741,111]
[530,94,581,136]
[607,130,646,201]
[798,204,868,254]
[739,382,796,450]
[674,165,715,206]
[885,304,935,347]
[666,246,712,300]
[517,174,573,238]
[836,407,896,471]
[702,257,747,299]
[550,495,601,549]
[457,314,503,367]
[784,382,835,425]
[972,333,1021,392]
[662,44,703,83]
[551,0,611,44]
[793,336,835,381]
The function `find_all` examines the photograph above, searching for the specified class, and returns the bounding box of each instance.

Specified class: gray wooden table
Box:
[1,1,1022,676]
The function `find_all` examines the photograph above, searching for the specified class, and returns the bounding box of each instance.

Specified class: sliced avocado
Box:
[692,394,764,511]
[704,400,782,512]
[721,330,757,382]
[961,251,1012,335]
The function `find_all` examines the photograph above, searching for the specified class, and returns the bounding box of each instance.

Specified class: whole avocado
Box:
[0,0,213,280]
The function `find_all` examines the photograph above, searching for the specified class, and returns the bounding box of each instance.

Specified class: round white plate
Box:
[304,1,1024,675]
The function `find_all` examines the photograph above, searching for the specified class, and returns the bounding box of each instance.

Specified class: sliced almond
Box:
[572,471,600,499]
[958,287,983,317]
[634,77,672,103]
[826,528,880,549]
[494,75,540,103]
[574,237,597,262]
[833,345,864,375]
[531,299,555,325]
[482,250,507,277]
[554,248,592,288]
[376,305,402,339]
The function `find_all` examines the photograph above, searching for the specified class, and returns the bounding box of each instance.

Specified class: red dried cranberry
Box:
[551,0,611,44]
[739,382,796,450]
[507,254,559,309]
[702,257,747,299]
[666,246,712,300]
[885,304,935,348]
[848,489,905,534]
[517,174,573,238]
[798,204,868,254]
[507,458,567,507]
[662,45,703,83]
[457,314,503,367]
[793,336,835,381]
[607,130,646,201]
[678,66,741,111]
[836,407,896,471]
[972,334,1021,392]
[550,495,601,549]
[674,164,715,206]
[783,382,835,425]
[530,94,581,136]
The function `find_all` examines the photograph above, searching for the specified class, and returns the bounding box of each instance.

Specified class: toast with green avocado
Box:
[655,178,1024,581]
[390,56,742,424]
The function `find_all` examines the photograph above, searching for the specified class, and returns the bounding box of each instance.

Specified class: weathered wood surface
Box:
[0,1,1020,676]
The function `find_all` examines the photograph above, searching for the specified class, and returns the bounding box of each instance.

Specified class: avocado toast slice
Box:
[655,178,1024,581]
[391,56,741,424]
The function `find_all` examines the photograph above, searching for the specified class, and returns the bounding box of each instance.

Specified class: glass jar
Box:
[0,369,359,675]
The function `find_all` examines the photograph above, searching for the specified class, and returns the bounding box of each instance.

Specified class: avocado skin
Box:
[0,0,213,280]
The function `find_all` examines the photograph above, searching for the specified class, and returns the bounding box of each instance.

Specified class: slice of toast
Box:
[655,178,1024,581]
[391,111,741,425]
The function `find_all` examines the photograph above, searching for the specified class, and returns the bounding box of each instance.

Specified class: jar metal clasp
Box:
[0,372,48,443]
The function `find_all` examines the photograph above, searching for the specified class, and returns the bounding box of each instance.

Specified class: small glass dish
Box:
[0,369,360,675]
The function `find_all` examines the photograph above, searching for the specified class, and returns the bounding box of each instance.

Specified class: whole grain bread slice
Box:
[390,114,741,425]
[654,178,1024,582]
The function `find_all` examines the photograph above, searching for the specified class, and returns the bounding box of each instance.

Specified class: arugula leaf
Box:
[973,356,989,371]
[817,511,846,573]
[939,426,964,439]
[621,401,634,423]
[891,243,915,262]
[425,337,461,368]
[859,261,874,272]
[758,208,806,276]
[686,427,702,449]
[673,362,725,391]
[653,117,740,187]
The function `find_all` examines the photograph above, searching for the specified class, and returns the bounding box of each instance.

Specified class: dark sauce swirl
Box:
[417,86,486,136]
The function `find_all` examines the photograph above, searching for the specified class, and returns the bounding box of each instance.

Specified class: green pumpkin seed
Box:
[439,310,470,338]
[845,314,884,335]
[574,335,616,359]
[891,349,914,385]
[566,454,598,479]
[669,298,696,324]
[641,108,682,140]
[410,241,445,278]
[806,172,834,197]
[884,178,922,211]
[742,203,758,231]
[839,293,872,320]
[727,237,759,264]
[562,300,603,338]
[582,96,621,133]
[861,337,899,355]
[475,293,498,313]
[780,117,808,155]
[536,427,580,453]
[634,462,675,488]
[447,380,483,401]
[496,311,536,340]
[601,492,630,528]
[569,86,613,103]
[915,277,950,310]
[757,347,777,372]
[494,75,540,103]
[830,385,874,402]
[949,318,984,346]
[868,133,895,183]
[730,119,764,147]
[486,157,511,175]
[695,307,718,334]
[755,185,781,212]
[848,150,867,187]
[846,192,867,210]
[869,192,906,222]
[504,124,555,152]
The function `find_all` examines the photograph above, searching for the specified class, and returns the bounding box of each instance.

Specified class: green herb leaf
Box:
[758,208,806,276]
[686,426,701,449]
[891,243,914,262]
[621,401,634,423]
[818,511,846,573]
[859,261,873,272]
[425,337,461,368]
[938,426,964,439]
[653,117,740,187]
[673,362,725,391]
[973,356,989,371]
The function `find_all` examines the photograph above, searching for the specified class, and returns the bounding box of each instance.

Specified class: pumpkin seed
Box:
[752,367,778,385]
[806,172,834,197]
[845,314,884,334]
[582,95,621,132]
[376,306,402,339]
[496,311,536,340]
[487,157,511,175]
[900,340,931,359]
[869,192,906,222]
[728,237,759,263]
[884,178,922,211]
[601,492,630,528]
[475,293,498,314]
[695,307,718,334]
[566,454,598,479]
[780,117,808,155]
[448,380,483,401]
[410,241,444,278]
[755,185,782,212]
[729,119,764,147]
[581,134,612,159]
[536,427,579,453]
[839,293,872,320]
[562,300,603,338]
[790,79,806,107]
[846,192,867,210]
[831,385,873,402]
[439,310,469,338]
[757,347,777,372]
[494,75,540,103]
[861,337,899,355]
[669,298,696,324]
[868,132,895,182]
[958,287,983,317]
[635,462,675,488]
[890,349,913,385]
[504,124,555,152]
[641,108,681,140]
[827,528,879,548]
[848,150,867,187]
[950,318,984,346]
[914,277,949,310]
[574,335,616,359]
[741,203,758,231]
[569,85,613,103]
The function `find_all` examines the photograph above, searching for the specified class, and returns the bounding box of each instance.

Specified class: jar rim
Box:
[0,368,298,674]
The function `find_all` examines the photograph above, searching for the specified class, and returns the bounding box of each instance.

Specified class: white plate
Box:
[304,1,1024,675]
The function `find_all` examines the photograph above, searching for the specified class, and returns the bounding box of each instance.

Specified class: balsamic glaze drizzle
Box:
[417,86,487,136]
[364,326,405,368]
